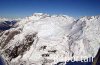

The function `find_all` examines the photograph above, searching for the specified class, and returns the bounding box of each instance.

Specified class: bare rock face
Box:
[0,14,100,65]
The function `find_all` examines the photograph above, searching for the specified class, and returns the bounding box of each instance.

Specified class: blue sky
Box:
[0,0,100,18]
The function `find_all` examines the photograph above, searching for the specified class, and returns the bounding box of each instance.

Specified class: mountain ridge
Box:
[0,13,100,65]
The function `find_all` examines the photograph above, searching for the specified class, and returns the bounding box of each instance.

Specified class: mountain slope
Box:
[0,14,100,65]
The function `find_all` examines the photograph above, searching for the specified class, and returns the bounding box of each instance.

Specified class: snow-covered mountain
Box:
[0,13,100,65]
[0,18,21,31]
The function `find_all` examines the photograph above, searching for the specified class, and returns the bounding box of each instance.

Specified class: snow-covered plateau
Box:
[0,13,100,65]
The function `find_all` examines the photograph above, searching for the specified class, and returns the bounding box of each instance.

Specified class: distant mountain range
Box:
[0,21,17,30]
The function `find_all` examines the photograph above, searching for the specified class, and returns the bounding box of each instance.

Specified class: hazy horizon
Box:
[0,0,100,18]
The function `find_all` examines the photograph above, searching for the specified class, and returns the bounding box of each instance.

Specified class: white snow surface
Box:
[0,18,11,22]
[0,14,100,65]
[0,17,21,22]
